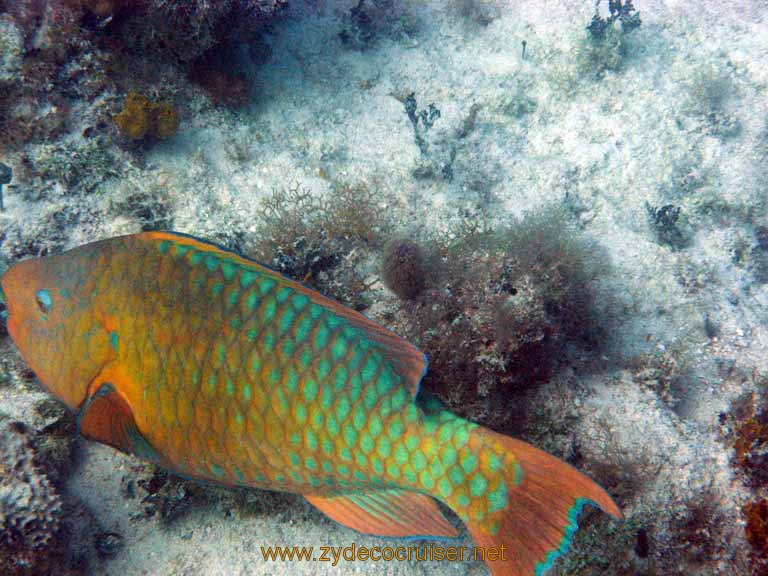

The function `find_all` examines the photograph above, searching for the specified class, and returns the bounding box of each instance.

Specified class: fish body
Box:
[1,232,621,576]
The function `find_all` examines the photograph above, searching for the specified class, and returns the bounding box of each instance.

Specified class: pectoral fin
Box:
[77,383,162,464]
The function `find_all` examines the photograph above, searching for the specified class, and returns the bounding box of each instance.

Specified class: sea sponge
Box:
[381,237,428,300]
[115,92,152,139]
[115,92,179,141]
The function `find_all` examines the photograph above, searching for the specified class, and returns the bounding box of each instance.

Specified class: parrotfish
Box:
[0,232,621,576]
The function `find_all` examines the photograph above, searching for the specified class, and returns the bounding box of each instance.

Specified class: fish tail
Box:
[443,425,622,576]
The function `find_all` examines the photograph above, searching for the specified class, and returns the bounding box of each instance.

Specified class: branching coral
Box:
[252,182,393,308]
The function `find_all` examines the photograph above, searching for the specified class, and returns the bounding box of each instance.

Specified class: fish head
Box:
[1,248,112,410]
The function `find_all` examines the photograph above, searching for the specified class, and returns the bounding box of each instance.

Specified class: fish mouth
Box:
[0,274,8,325]
[0,275,14,341]
[0,263,23,338]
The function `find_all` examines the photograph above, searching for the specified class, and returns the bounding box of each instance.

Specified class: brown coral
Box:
[730,391,768,488]
[744,499,768,558]
[114,92,179,140]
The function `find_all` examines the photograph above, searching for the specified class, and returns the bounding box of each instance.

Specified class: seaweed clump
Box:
[111,190,173,232]
[667,487,732,570]
[579,0,642,78]
[391,207,612,432]
[646,203,693,250]
[586,0,641,40]
[127,466,198,523]
[749,224,768,285]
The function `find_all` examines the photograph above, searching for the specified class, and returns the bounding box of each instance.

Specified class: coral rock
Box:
[0,420,63,573]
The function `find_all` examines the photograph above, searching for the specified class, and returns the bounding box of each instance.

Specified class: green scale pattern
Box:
[108,236,509,526]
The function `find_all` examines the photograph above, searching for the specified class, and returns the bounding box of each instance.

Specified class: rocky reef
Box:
[0,419,64,574]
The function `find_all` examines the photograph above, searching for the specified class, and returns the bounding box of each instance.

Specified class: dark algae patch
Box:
[386,206,613,433]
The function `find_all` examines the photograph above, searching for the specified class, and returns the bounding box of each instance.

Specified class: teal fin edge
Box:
[534,497,592,576]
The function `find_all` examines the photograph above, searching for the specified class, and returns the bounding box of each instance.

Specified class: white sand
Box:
[2,1,767,574]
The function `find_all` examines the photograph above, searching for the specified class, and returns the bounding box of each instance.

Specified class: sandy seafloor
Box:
[1,0,768,574]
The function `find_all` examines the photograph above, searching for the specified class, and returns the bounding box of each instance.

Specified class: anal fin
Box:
[77,383,162,464]
[306,488,457,539]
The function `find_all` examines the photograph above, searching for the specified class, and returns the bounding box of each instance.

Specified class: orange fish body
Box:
[0,231,621,575]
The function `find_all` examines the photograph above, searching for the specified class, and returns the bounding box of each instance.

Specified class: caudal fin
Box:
[463,430,622,576]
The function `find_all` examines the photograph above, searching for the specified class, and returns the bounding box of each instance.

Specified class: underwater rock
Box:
[93,531,123,559]
[0,1,110,151]
[0,420,64,574]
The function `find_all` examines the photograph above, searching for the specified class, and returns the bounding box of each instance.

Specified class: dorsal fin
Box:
[77,383,163,464]
[141,231,428,397]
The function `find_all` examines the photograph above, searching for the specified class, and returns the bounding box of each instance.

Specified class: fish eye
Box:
[35,289,52,314]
